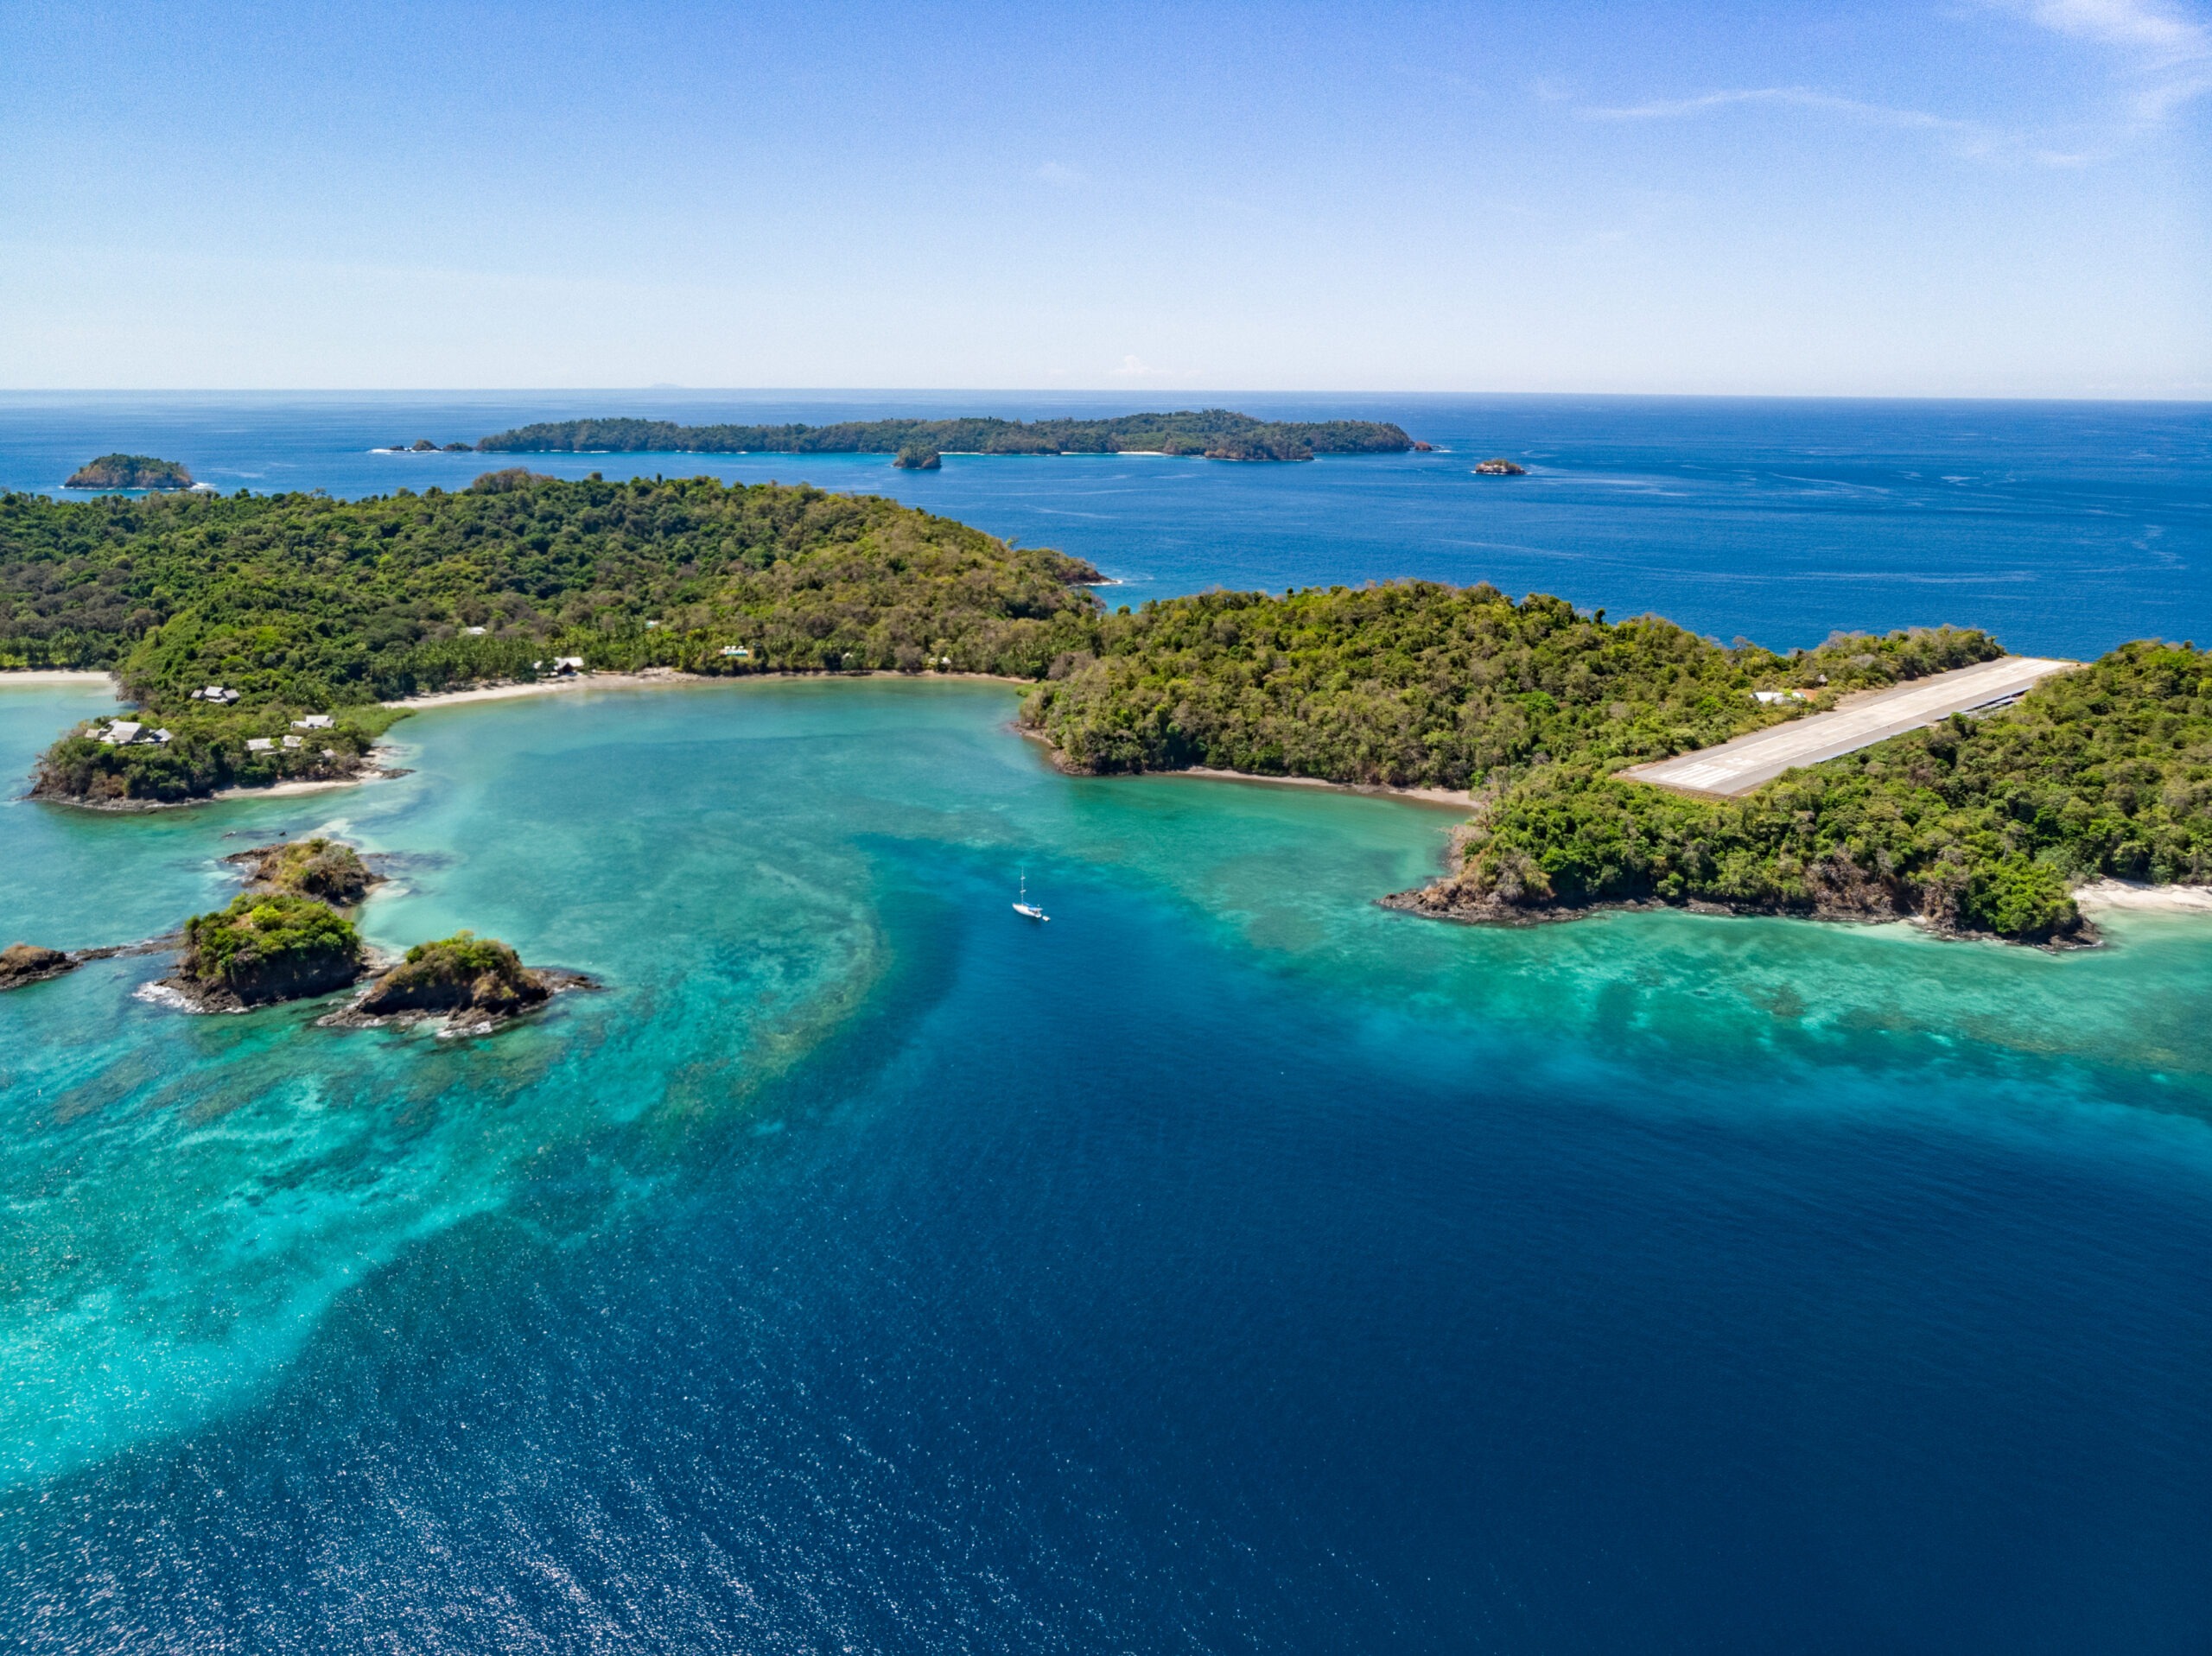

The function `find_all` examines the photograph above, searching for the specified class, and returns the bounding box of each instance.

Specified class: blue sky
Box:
[2,0,2205,395]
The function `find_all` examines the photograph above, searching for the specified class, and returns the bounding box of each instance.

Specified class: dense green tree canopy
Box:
[0,474,1103,706]
[1020,581,2207,941]
[1022,581,2000,790]
[5,473,1103,802]
[1432,641,2212,942]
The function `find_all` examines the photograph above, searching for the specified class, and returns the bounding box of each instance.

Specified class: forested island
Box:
[474,410,1416,463]
[1019,585,2211,945]
[5,473,2205,944]
[2,473,1103,803]
[64,454,195,491]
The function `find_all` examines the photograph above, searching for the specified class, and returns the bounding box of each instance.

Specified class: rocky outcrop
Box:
[893,445,943,470]
[325,932,594,1032]
[1473,458,1527,476]
[162,893,366,1011]
[0,943,75,990]
[226,837,382,905]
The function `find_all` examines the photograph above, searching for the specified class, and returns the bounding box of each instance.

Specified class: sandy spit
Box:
[2072,879,2212,915]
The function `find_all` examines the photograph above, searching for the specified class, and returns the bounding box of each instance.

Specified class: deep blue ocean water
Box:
[3,391,2206,657]
[3,397,2210,1652]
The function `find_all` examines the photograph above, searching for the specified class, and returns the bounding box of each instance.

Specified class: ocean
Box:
[2,397,2209,1652]
[3,391,2206,658]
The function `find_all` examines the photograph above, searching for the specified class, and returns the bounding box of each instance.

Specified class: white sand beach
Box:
[0,670,115,687]
[385,668,1028,710]
[2073,879,2212,915]
[381,670,702,710]
[212,774,393,802]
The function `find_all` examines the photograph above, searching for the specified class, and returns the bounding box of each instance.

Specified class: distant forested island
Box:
[474,410,1417,463]
[3,473,2203,944]
[64,454,195,491]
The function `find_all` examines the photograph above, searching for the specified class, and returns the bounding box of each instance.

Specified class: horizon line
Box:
[1,388,2208,407]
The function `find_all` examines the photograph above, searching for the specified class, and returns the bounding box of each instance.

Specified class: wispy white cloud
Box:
[2024,0,2203,55]
[1582,2,2209,166]
[1107,354,1173,379]
[2005,0,2212,126]
[1584,86,1974,132]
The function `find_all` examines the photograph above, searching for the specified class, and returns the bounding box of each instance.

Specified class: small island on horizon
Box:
[63,454,196,491]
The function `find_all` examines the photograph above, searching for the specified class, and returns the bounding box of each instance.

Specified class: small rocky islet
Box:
[323,933,594,1033]
[0,943,76,990]
[224,836,384,904]
[3,835,589,1032]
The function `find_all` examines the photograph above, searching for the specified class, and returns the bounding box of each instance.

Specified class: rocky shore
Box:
[1380,847,2102,951]
[321,934,595,1034]
[0,943,77,990]
[159,891,368,1011]
[225,837,385,904]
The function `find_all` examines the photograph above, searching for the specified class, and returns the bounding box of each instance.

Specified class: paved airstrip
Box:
[1618,656,2079,798]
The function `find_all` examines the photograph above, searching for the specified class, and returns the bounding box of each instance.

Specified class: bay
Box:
[0,677,2208,1652]
[3,392,2211,1651]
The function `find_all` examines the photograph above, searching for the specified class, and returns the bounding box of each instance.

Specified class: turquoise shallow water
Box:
[1,679,2209,1650]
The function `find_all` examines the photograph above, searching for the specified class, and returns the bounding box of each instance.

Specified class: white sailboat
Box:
[1013,872,1049,923]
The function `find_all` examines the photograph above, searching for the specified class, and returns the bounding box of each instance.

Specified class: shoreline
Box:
[2071,879,2212,915]
[381,669,702,710]
[1171,766,1471,809]
[1,669,115,687]
[381,666,1028,711]
[1377,887,2104,951]
[213,768,401,802]
[1013,730,1471,809]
